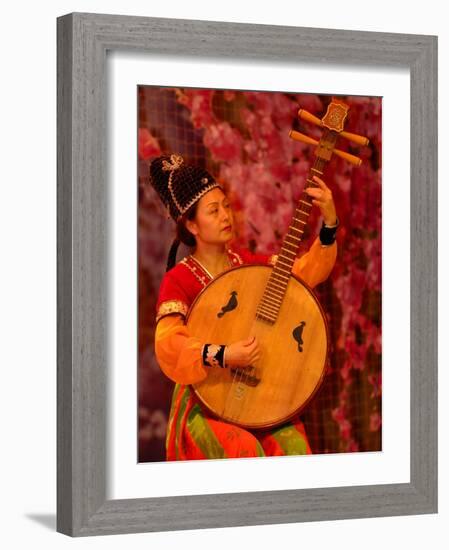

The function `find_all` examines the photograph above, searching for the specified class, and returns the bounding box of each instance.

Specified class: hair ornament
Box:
[162,154,184,173]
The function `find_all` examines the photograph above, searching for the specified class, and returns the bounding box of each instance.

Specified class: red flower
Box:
[204,122,243,162]
[138,128,161,160]
[179,89,216,128]
[369,412,382,432]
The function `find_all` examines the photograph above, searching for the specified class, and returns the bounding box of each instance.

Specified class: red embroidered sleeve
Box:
[156,271,190,324]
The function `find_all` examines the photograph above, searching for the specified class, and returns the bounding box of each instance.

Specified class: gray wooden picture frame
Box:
[57,12,438,537]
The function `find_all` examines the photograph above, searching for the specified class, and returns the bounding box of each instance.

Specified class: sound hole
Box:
[292,321,306,352]
[217,290,238,318]
[229,367,260,387]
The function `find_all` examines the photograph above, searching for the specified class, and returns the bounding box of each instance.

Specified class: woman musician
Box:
[150,153,339,460]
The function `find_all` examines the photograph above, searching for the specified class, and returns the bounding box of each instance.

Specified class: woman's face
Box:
[186,187,234,247]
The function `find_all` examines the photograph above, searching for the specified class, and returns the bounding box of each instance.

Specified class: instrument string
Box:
[268,154,327,410]
[225,312,254,423]
[227,276,271,420]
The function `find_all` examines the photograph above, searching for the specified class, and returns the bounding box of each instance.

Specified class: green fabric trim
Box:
[256,441,266,457]
[165,383,182,456]
[270,424,308,456]
[186,404,227,459]
[168,383,181,419]
[174,386,191,460]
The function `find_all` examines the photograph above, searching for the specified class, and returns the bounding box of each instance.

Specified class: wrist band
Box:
[202,344,227,368]
[319,217,339,245]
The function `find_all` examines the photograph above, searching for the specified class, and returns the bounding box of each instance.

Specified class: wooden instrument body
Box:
[187,264,329,430]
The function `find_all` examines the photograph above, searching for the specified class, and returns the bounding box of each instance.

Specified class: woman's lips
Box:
[222,225,232,231]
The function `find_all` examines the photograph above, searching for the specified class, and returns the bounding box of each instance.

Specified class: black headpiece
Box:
[149,154,223,271]
[149,154,221,222]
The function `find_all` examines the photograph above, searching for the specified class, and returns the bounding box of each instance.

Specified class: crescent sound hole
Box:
[292,321,306,352]
[217,290,238,318]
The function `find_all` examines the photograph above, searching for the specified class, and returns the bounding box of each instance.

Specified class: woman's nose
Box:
[220,207,230,221]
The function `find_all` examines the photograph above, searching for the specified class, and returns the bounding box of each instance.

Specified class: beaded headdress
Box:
[149,154,222,222]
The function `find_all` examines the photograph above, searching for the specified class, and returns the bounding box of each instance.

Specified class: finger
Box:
[249,341,260,353]
[245,349,255,361]
[311,198,326,207]
[305,187,324,199]
[307,188,332,203]
[312,175,330,191]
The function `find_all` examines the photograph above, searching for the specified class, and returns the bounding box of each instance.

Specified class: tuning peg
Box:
[340,130,370,147]
[289,130,317,147]
[289,130,363,166]
[297,108,369,147]
[297,109,322,127]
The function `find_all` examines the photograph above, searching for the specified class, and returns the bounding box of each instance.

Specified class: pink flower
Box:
[332,405,353,441]
[295,94,323,114]
[368,373,382,398]
[223,91,236,102]
[342,362,353,381]
[339,419,352,440]
[369,412,382,432]
[177,88,217,128]
[346,439,360,452]
[138,128,161,160]
[203,122,243,162]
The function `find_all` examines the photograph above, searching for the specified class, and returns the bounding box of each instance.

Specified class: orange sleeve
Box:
[154,314,208,385]
[292,237,337,288]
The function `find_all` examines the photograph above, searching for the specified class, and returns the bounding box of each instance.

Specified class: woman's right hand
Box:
[225,336,260,368]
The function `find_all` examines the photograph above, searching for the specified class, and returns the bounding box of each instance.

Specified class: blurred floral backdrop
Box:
[137,86,382,461]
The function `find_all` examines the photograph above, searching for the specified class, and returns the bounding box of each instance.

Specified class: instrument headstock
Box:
[289,98,369,166]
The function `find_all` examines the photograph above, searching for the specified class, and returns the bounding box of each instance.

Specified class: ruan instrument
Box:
[187,98,369,429]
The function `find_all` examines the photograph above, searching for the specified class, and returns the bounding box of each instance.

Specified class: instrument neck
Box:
[255,133,336,324]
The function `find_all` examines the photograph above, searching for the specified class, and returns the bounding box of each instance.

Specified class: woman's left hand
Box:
[305,175,337,226]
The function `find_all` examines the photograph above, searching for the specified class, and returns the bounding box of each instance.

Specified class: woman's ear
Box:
[185,218,198,236]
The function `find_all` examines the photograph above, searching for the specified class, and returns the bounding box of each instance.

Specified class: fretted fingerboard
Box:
[255,130,338,324]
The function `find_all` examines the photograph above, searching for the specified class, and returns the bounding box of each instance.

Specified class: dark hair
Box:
[166,202,199,272]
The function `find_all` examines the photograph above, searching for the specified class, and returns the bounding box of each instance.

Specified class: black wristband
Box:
[319,217,339,245]
[202,344,227,368]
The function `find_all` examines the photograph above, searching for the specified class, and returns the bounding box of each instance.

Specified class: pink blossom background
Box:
[138,86,382,462]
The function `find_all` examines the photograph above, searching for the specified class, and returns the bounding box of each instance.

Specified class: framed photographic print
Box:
[57,12,437,536]
[137,84,382,465]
